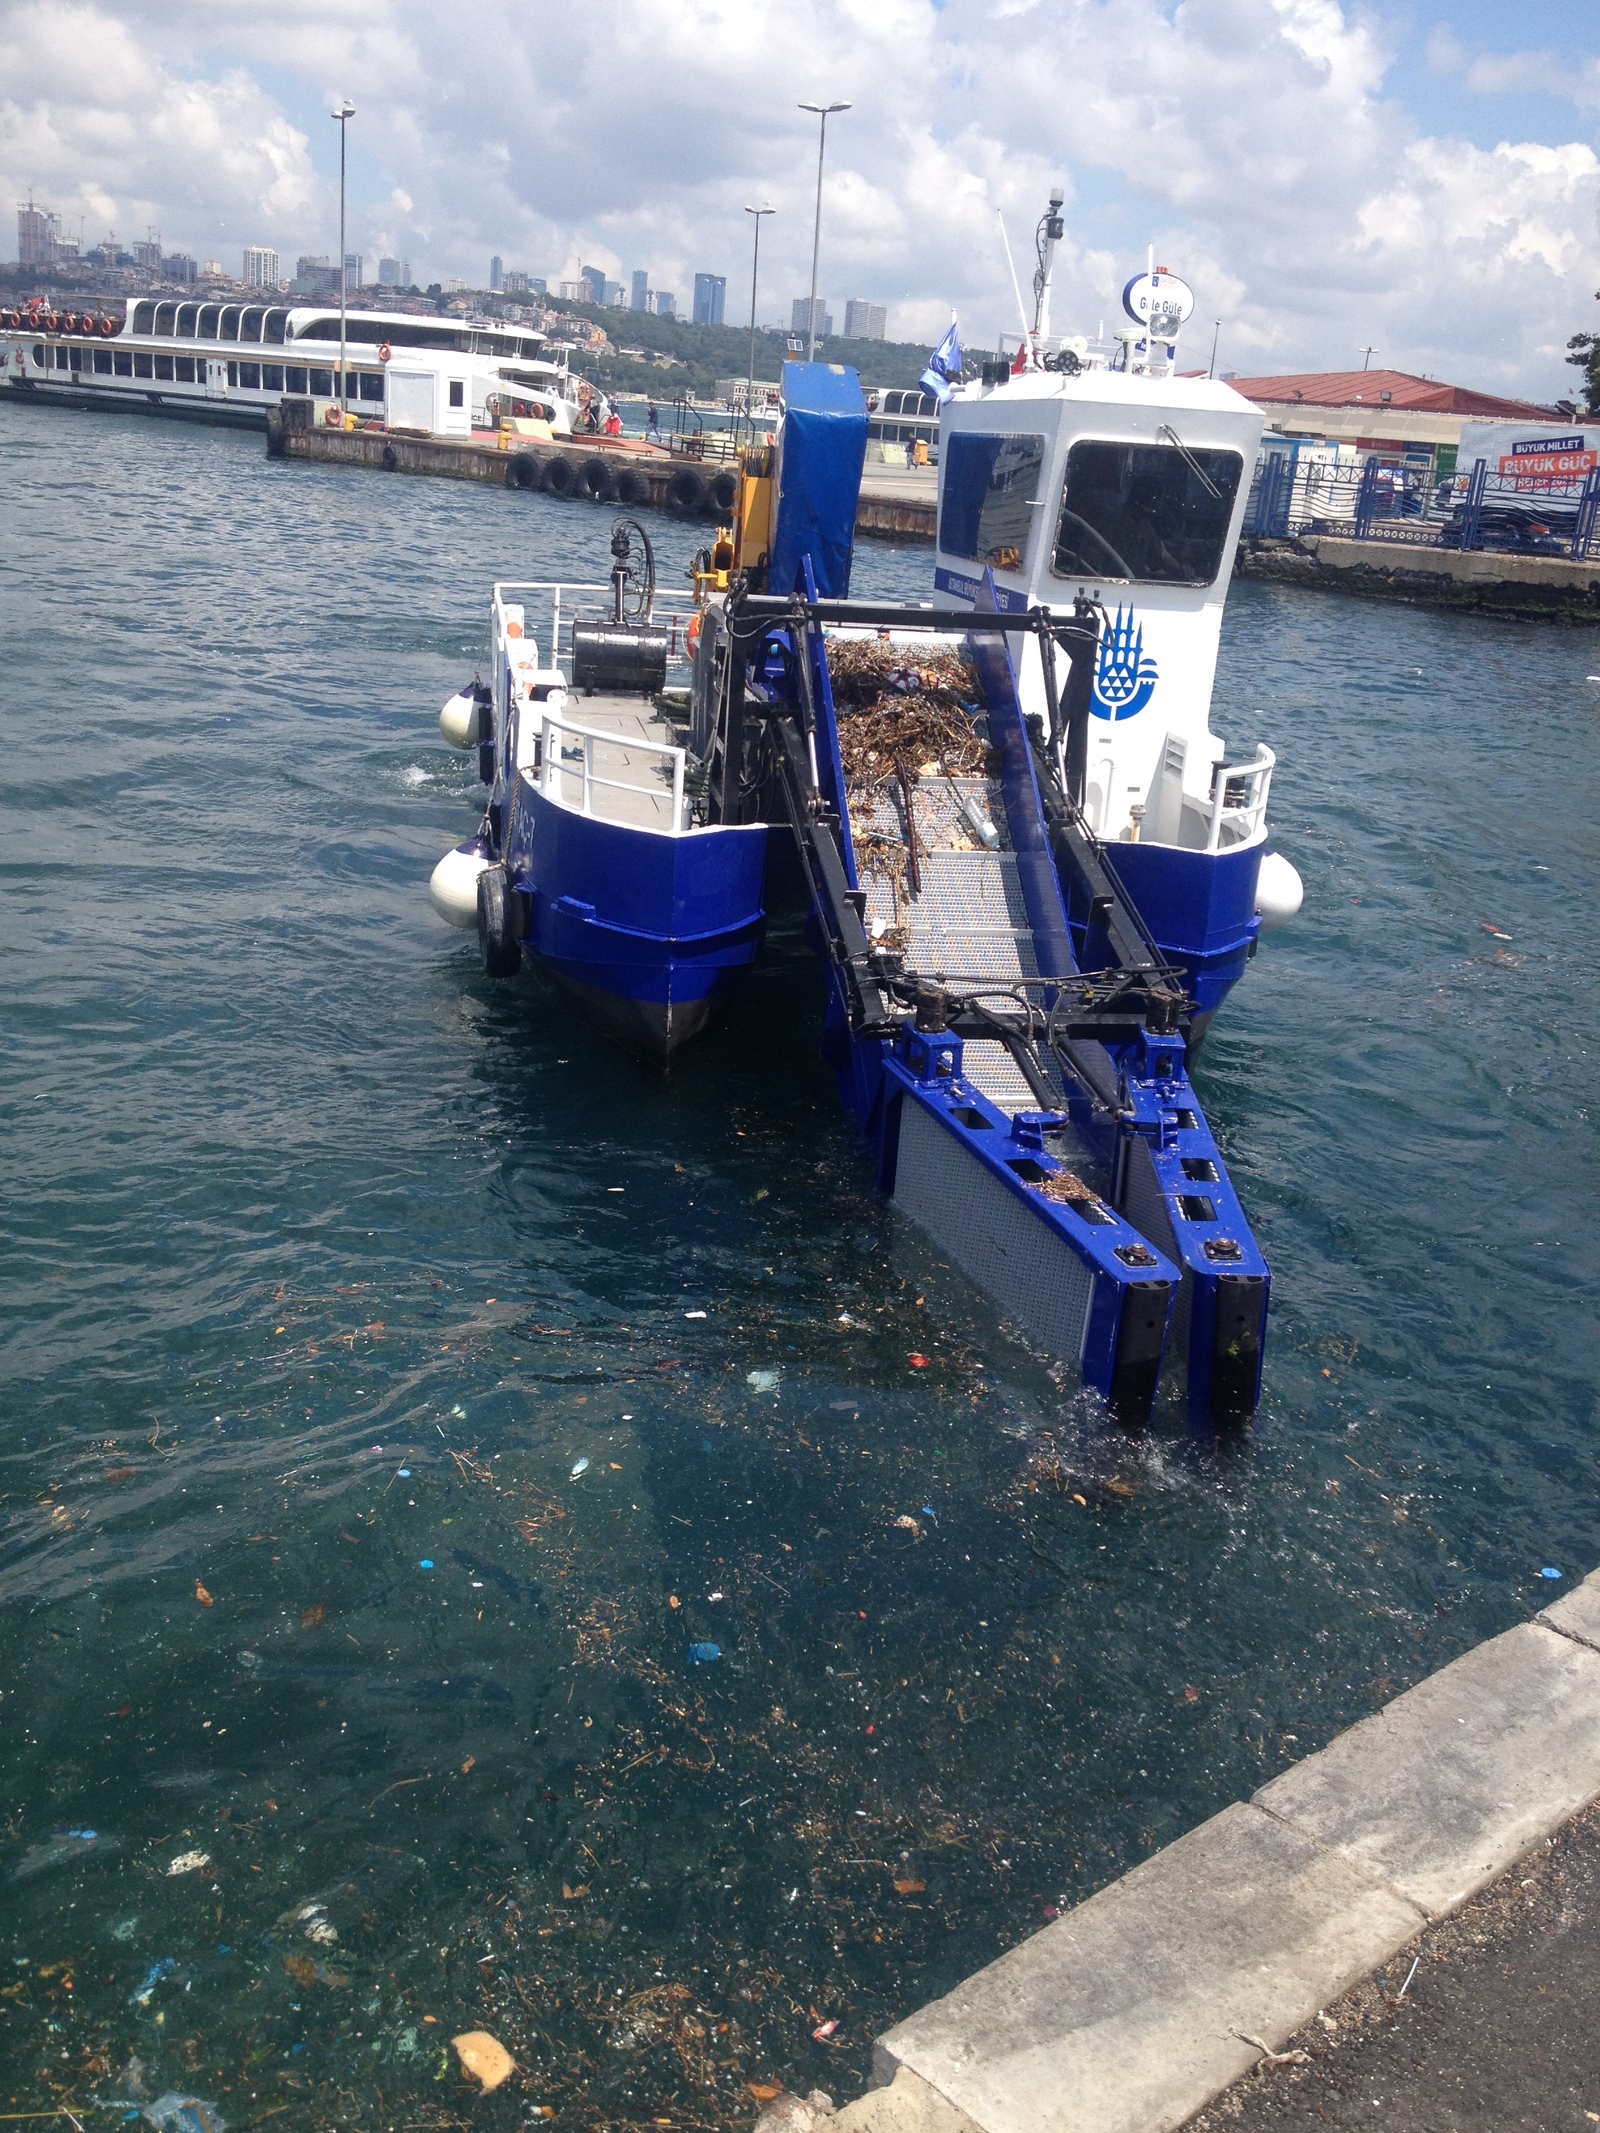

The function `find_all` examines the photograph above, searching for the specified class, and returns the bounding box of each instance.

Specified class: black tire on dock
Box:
[507,452,538,490]
[667,467,708,516]
[477,867,521,979]
[709,468,739,514]
[581,458,616,503]
[543,455,577,497]
[381,444,399,472]
[613,467,646,506]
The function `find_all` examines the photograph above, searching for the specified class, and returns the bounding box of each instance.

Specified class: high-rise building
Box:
[243,246,279,288]
[604,279,625,306]
[653,291,676,319]
[378,256,401,285]
[579,263,606,304]
[693,273,726,326]
[344,253,362,287]
[294,255,338,297]
[164,254,197,283]
[17,196,58,265]
[843,300,887,341]
[133,234,163,270]
[790,295,832,341]
[490,255,503,292]
[631,269,649,312]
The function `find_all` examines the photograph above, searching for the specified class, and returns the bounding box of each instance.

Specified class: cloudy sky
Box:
[3,0,1598,394]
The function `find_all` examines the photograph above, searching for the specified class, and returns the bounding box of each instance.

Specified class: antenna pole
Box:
[997,212,1033,365]
[1208,317,1220,378]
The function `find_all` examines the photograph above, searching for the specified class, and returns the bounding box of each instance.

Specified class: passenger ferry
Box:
[0,297,580,435]
[864,384,940,462]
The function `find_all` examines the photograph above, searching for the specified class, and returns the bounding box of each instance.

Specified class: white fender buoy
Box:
[440,688,484,750]
[1255,850,1303,932]
[430,839,492,929]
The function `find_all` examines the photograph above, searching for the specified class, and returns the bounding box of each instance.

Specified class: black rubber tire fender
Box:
[709,468,739,514]
[667,467,708,516]
[613,467,648,506]
[542,454,577,497]
[381,443,399,472]
[477,866,522,979]
[581,457,616,503]
[507,452,539,490]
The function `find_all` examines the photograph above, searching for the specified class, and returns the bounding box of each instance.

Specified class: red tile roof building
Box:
[1226,368,1553,420]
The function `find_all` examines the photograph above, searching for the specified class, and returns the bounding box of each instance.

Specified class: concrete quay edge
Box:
[834,1566,1600,2133]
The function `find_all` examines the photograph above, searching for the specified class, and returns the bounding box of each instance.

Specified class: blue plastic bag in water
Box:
[688,1642,721,1665]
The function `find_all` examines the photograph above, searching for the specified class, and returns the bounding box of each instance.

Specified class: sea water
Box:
[1,402,1596,2121]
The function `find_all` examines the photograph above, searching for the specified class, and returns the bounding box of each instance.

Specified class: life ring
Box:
[378,342,392,362]
[100,316,115,336]
[44,313,59,333]
[324,403,344,426]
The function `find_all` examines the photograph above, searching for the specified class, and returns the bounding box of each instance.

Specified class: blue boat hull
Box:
[1066,836,1265,1040]
[505,779,768,1065]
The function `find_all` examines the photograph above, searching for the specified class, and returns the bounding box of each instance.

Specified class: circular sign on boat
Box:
[1121,271,1196,330]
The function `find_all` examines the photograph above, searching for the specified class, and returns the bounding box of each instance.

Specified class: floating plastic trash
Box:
[165,1849,210,1877]
[419,1559,434,1570]
[1540,1567,1563,1579]
[130,1957,177,2006]
[685,1309,707,1319]
[143,2095,226,2133]
[922,1505,937,1522]
[571,1457,590,1478]
[688,1642,722,1664]
[747,1368,780,1392]
[397,1467,410,1477]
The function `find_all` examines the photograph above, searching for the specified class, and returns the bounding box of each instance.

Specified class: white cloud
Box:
[2,0,1598,394]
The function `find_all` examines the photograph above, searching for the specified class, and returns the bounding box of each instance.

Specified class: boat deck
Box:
[541,693,690,831]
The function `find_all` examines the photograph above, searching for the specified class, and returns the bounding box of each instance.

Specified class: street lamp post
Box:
[798,101,849,363]
[743,203,774,444]
[332,98,355,416]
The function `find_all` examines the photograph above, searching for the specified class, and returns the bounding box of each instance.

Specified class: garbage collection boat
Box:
[428,240,1300,1423]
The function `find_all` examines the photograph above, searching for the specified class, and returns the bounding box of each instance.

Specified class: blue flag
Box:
[920,319,962,404]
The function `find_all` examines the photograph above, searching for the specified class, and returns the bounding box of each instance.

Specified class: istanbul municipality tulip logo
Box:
[1092,606,1158,720]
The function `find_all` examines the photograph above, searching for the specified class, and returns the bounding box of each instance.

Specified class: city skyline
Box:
[4,0,1599,393]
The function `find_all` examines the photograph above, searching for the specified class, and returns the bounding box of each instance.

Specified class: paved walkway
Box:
[1188,1800,1600,2133]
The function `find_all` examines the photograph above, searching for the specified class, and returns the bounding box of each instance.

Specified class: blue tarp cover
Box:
[770,363,868,600]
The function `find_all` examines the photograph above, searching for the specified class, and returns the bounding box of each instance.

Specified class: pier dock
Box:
[265,399,938,540]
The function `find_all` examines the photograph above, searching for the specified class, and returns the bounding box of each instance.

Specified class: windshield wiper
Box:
[1158,422,1223,500]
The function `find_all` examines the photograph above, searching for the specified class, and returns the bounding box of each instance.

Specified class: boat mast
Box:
[1032,187,1065,346]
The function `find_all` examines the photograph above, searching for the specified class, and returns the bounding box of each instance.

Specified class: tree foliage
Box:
[1566,292,1600,417]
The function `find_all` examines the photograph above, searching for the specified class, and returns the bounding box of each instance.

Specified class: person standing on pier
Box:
[646,400,661,441]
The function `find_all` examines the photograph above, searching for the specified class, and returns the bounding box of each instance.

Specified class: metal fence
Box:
[1245,454,1600,561]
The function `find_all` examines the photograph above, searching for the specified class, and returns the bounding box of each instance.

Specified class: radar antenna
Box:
[1032,187,1065,344]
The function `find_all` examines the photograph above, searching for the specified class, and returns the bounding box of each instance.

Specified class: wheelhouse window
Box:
[939,432,1046,574]
[357,371,384,402]
[114,350,133,375]
[1051,439,1243,586]
[153,303,175,335]
[239,309,263,343]
[176,305,197,337]
[93,349,112,374]
[238,361,260,389]
[263,363,284,391]
[134,352,153,378]
[308,368,334,397]
[220,308,240,340]
[155,354,174,380]
[175,357,196,383]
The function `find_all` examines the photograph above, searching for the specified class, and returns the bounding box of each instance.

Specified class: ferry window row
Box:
[939,432,1244,586]
[40,344,386,398]
[127,302,289,343]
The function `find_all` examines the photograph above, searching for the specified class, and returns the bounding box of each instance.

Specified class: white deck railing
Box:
[490,580,694,672]
[1203,744,1275,853]
[539,710,687,831]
